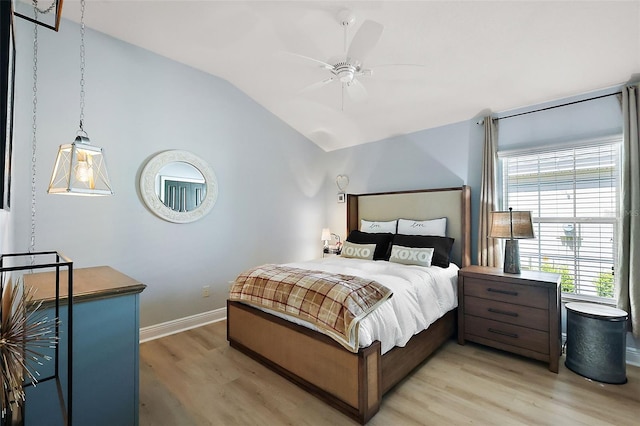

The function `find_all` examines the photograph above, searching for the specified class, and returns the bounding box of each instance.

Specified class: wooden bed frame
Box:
[227,186,471,423]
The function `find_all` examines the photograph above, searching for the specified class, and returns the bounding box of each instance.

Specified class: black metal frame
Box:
[0,251,73,425]
[1,0,16,211]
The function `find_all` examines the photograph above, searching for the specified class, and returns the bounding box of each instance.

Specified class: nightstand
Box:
[322,247,341,258]
[458,265,561,373]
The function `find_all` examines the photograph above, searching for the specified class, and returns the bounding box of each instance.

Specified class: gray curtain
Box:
[477,116,501,267]
[618,84,640,338]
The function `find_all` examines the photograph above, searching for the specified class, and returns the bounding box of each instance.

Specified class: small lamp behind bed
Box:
[321,228,332,253]
[321,228,342,254]
[489,208,535,274]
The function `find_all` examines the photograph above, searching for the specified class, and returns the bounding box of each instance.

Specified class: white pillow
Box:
[397,218,446,237]
[389,245,434,267]
[340,241,376,260]
[360,219,397,234]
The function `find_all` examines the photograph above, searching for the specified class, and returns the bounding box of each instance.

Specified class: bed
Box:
[227,186,471,423]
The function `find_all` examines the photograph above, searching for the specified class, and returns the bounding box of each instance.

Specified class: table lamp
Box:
[321,228,332,253]
[489,208,535,274]
[321,228,342,254]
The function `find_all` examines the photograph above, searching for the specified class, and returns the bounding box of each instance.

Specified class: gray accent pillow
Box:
[391,234,455,268]
[389,245,435,267]
[340,241,376,260]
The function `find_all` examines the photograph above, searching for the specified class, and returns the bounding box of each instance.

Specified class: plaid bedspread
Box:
[229,264,393,352]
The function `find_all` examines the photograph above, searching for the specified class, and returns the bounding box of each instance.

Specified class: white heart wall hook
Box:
[336,175,349,192]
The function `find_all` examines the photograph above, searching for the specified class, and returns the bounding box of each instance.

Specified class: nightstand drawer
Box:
[464,277,548,309]
[464,296,549,331]
[465,316,549,354]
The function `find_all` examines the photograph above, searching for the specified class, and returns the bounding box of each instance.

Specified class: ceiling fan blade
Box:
[300,77,335,93]
[345,79,368,102]
[277,51,334,71]
[347,20,384,64]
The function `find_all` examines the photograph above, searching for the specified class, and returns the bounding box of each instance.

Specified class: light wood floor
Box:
[140,320,639,425]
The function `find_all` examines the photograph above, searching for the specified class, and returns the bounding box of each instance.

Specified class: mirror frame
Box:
[140,150,218,223]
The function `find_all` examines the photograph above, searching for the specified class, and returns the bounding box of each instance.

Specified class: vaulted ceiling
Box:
[56,1,640,151]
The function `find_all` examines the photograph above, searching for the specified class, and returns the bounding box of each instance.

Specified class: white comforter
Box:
[267,257,459,355]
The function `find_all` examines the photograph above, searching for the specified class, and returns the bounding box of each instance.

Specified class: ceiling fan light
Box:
[338,70,354,83]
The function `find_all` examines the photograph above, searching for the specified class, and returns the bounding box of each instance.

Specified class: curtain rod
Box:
[495,91,621,121]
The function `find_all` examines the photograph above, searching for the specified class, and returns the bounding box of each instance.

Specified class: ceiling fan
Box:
[284,9,421,109]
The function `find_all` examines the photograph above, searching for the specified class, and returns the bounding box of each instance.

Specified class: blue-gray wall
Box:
[323,119,484,264]
[497,89,622,150]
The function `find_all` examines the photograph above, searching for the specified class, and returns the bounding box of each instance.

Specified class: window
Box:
[499,137,621,300]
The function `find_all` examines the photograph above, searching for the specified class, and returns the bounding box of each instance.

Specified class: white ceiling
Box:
[58,1,640,151]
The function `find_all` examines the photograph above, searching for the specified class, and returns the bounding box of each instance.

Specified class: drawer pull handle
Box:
[488,308,518,317]
[487,288,518,296]
[488,328,518,339]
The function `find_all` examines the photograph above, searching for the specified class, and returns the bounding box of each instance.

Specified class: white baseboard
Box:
[139,307,227,343]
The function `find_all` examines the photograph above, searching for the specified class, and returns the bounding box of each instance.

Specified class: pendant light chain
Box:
[29,1,55,261]
[29,9,40,262]
[79,0,86,133]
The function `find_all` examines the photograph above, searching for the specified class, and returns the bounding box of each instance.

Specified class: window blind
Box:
[500,141,621,299]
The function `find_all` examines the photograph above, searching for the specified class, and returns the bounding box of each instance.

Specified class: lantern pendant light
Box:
[48,0,113,196]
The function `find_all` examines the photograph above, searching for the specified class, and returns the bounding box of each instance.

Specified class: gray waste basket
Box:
[565,302,628,384]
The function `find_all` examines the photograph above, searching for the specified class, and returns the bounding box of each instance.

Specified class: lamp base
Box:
[503,239,521,274]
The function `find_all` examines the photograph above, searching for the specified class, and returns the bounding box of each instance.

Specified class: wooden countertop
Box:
[24,266,146,307]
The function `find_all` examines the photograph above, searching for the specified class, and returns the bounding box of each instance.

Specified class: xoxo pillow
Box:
[391,234,455,268]
[389,245,435,267]
[341,241,376,260]
[346,230,393,260]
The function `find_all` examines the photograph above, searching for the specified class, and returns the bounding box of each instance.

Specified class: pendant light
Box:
[48,0,113,196]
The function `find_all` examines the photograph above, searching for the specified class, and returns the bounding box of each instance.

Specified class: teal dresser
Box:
[23,266,146,426]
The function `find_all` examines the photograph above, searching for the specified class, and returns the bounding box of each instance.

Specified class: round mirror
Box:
[140,150,218,223]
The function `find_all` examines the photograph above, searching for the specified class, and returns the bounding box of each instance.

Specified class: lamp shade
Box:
[48,135,113,196]
[489,210,535,239]
[321,228,331,242]
[490,209,534,274]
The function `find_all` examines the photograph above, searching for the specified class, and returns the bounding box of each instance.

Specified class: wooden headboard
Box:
[346,186,471,267]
